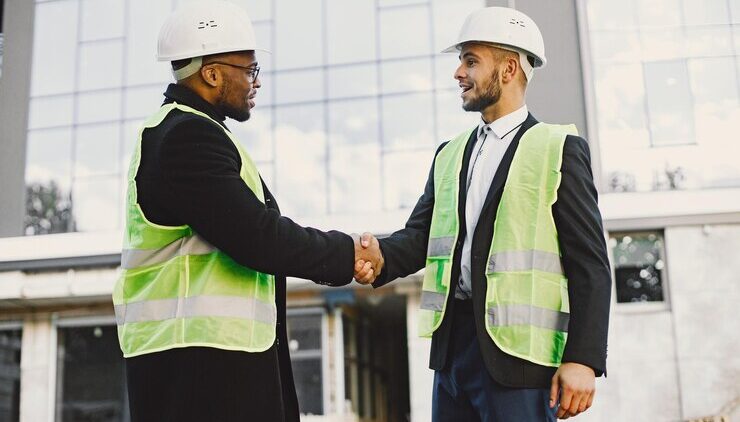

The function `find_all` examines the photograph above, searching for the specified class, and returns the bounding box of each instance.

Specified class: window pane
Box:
[585,0,638,30]
[326,0,376,64]
[431,0,484,52]
[287,313,323,415]
[232,107,274,162]
[381,58,433,94]
[435,89,477,144]
[291,359,323,415]
[379,6,431,59]
[682,0,730,25]
[233,0,272,21]
[590,30,641,63]
[287,314,322,352]
[383,149,434,210]
[0,330,21,422]
[381,93,435,151]
[72,177,121,232]
[644,60,694,146]
[274,103,327,217]
[77,90,123,124]
[685,27,734,57]
[434,54,460,91]
[31,1,79,96]
[124,86,164,120]
[78,40,124,91]
[636,0,681,28]
[329,98,382,213]
[57,325,128,422]
[80,0,125,41]
[26,128,73,190]
[379,0,427,6]
[275,0,323,69]
[28,96,75,130]
[75,123,121,178]
[610,232,665,303]
[125,0,173,86]
[327,64,378,99]
[275,70,324,105]
[640,29,684,62]
[593,63,649,147]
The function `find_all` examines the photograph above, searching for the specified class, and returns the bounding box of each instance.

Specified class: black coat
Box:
[374,113,612,388]
[125,84,354,422]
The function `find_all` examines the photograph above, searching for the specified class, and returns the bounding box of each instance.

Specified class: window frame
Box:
[607,229,672,313]
[285,306,329,416]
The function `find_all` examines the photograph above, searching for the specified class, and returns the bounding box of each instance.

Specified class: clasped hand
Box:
[352,232,384,285]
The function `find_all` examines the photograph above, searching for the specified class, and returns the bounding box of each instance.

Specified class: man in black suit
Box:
[120,2,381,421]
[356,7,611,421]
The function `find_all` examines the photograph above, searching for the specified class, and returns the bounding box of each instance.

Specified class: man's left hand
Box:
[550,362,595,419]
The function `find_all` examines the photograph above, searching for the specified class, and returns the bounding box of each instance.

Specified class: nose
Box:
[253,75,262,89]
[454,62,466,81]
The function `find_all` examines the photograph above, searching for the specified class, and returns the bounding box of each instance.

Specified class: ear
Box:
[200,65,220,88]
[501,56,519,84]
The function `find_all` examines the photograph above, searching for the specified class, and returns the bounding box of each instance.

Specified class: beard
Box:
[217,78,251,122]
[462,69,501,112]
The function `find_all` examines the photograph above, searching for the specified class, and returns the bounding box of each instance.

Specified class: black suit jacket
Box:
[129,84,354,421]
[374,113,611,388]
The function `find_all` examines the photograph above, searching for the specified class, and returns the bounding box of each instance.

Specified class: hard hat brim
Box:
[439,41,546,68]
[158,47,271,62]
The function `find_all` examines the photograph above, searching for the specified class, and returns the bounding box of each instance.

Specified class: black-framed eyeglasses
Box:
[206,61,260,83]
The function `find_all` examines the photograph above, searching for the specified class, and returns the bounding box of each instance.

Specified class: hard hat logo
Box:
[157,0,269,80]
[197,20,218,29]
[442,7,546,81]
[509,18,526,27]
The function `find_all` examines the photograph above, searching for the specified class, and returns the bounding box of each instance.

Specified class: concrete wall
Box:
[572,224,740,422]
[0,0,34,237]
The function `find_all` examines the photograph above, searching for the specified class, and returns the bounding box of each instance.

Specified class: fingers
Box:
[549,374,559,409]
[360,232,374,248]
[567,390,583,418]
[556,387,573,419]
[353,260,375,285]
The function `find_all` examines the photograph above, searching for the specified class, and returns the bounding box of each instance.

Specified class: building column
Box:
[0,0,35,237]
[406,292,433,422]
[19,314,56,422]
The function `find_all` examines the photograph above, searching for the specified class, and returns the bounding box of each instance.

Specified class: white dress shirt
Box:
[456,105,529,300]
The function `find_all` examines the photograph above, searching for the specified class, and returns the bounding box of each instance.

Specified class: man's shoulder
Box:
[158,108,226,138]
[563,134,590,157]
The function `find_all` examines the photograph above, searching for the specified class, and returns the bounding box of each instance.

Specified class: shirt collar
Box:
[477,104,529,139]
[162,83,228,128]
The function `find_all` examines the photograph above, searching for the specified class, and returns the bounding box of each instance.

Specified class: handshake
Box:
[352,232,384,285]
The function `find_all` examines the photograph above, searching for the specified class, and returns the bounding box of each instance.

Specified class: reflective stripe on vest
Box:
[488,250,564,275]
[487,304,570,333]
[115,295,277,326]
[113,102,276,358]
[121,234,216,269]
[419,122,577,367]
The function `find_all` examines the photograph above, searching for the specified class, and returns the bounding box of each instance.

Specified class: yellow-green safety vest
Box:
[113,102,276,358]
[419,122,577,367]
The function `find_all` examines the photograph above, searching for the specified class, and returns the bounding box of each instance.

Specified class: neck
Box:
[480,93,525,124]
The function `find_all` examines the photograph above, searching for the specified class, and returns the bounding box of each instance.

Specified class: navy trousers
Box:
[432,300,557,422]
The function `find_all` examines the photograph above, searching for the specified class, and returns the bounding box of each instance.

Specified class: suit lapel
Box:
[477,113,539,220]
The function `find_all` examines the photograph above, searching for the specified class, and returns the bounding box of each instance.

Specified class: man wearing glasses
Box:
[113,2,382,421]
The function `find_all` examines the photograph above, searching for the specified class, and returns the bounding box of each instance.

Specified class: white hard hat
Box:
[157,0,268,79]
[442,7,546,80]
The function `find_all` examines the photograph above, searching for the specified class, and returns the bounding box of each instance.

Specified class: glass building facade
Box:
[24,0,483,235]
[584,0,740,193]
